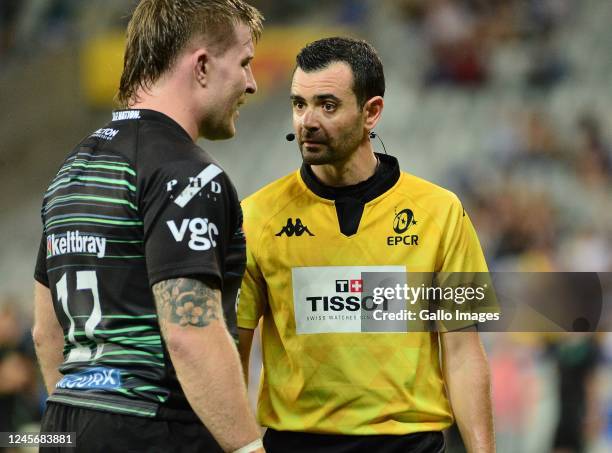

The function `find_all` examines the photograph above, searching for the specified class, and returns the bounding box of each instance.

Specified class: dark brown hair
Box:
[296,37,385,108]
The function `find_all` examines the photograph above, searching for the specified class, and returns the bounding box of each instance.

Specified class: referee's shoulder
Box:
[241,170,302,217]
[397,171,463,212]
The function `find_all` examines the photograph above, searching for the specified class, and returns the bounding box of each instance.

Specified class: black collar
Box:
[110,109,192,142]
[300,153,400,203]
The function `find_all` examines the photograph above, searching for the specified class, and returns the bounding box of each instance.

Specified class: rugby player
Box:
[32,1,265,452]
[237,37,495,452]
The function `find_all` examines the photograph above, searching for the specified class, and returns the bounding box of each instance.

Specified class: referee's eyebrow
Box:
[290,94,342,103]
[314,94,341,103]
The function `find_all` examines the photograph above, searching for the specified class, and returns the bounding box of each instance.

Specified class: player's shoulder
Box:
[396,171,463,214]
[241,170,304,222]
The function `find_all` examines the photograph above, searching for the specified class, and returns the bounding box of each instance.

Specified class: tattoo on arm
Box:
[153,278,222,328]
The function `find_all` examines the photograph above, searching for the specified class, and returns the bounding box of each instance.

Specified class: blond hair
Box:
[118,0,263,106]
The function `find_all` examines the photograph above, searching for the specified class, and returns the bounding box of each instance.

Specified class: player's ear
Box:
[193,48,209,87]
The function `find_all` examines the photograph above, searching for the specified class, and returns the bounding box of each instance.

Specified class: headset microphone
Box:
[369,130,388,154]
[286,133,295,141]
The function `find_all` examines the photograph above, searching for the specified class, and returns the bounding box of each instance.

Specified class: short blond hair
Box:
[118,0,263,106]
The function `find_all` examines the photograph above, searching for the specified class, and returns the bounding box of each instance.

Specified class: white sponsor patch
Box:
[47,231,106,258]
[174,165,223,208]
[57,367,121,390]
[91,128,119,140]
[292,266,405,334]
[167,217,219,251]
[112,110,141,121]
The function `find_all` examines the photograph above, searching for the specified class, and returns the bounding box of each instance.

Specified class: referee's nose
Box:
[301,107,320,134]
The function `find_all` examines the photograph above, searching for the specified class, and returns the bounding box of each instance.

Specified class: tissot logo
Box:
[388,208,419,246]
[336,279,363,292]
[303,276,385,313]
[275,218,314,237]
[292,265,405,334]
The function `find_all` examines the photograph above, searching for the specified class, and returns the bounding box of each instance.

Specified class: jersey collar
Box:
[110,109,192,142]
[300,153,400,203]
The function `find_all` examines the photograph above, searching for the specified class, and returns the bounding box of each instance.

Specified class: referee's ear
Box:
[363,96,384,131]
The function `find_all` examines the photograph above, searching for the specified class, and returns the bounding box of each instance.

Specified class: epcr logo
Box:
[393,208,416,234]
[167,218,219,251]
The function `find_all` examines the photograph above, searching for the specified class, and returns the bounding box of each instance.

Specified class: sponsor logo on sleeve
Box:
[47,231,106,258]
[167,218,219,251]
[173,165,223,208]
[166,173,222,202]
[91,128,119,141]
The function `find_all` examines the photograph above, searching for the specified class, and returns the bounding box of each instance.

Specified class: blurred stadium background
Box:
[0,1,610,452]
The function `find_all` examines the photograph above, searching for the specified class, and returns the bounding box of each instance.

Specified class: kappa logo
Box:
[275,218,314,237]
[388,208,419,246]
[167,217,219,251]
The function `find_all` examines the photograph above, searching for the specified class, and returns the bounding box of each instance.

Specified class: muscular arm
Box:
[32,281,64,395]
[441,329,495,453]
[153,277,262,453]
[238,328,255,383]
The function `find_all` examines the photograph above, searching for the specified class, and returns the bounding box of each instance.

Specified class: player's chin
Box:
[203,120,236,141]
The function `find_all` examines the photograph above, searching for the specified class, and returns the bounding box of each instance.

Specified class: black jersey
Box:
[34,109,246,419]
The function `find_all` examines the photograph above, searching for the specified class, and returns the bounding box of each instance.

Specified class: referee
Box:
[237,37,495,452]
[32,1,264,452]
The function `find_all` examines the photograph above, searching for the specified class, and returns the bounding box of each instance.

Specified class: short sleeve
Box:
[141,160,230,286]
[236,202,268,329]
[34,233,49,287]
[435,196,496,331]
[437,196,489,273]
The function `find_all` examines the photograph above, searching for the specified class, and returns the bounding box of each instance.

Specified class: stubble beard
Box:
[199,106,237,141]
[300,125,365,166]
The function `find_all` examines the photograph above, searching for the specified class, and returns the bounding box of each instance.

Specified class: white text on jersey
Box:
[47,231,106,258]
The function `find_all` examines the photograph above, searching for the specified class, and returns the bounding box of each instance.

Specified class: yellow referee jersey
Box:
[237,154,488,435]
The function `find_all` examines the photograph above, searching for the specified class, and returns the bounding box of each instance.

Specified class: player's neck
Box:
[129,86,200,142]
[311,142,378,187]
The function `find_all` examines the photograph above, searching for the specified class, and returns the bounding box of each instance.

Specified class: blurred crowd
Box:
[0,0,79,61]
[396,0,570,90]
[0,298,42,434]
[453,107,611,273]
